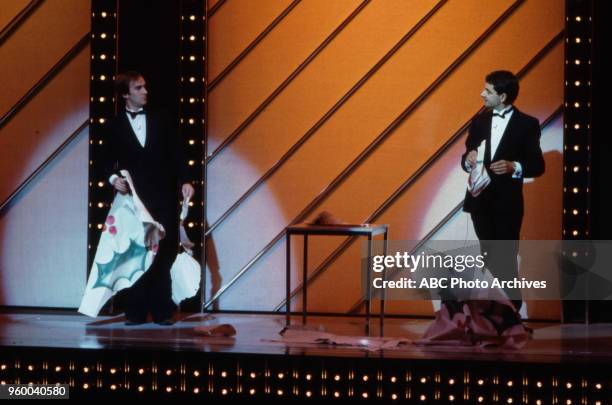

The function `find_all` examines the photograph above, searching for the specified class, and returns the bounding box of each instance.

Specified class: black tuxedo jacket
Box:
[105,110,188,232]
[461,108,545,215]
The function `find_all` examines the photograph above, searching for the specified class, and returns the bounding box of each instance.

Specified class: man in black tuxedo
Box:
[106,71,194,325]
[461,70,545,311]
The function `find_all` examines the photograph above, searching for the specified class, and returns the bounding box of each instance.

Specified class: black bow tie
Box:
[492,108,513,119]
[126,110,146,119]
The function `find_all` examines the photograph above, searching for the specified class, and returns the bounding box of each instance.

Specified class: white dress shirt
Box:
[465,106,522,178]
[490,106,513,159]
[125,108,147,147]
[491,106,522,178]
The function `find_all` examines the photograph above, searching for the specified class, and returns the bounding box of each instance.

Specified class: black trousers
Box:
[471,211,523,310]
[124,232,177,322]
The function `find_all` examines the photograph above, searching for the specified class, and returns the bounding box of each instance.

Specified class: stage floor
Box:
[1,312,612,365]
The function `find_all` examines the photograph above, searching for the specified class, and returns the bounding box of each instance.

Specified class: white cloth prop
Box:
[79,170,165,317]
[467,140,491,197]
[170,197,201,305]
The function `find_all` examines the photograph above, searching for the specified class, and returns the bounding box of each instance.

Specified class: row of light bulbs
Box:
[7,361,603,390]
[87,2,118,250]
[5,363,604,390]
[3,362,607,403]
[1,379,602,404]
[177,3,205,236]
[563,6,592,240]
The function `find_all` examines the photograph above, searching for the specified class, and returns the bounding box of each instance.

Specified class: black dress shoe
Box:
[155,318,175,326]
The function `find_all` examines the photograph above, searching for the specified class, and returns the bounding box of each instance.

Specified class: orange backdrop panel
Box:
[206,0,564,317]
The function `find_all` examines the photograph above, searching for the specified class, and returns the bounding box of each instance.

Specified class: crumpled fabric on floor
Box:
[265,327,410,351]
[415,300,531,349]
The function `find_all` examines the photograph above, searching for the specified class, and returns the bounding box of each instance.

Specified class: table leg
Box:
[286,233,291,326]
[303,234,308,325]
[380,230,388,337]
[366,234,372,336]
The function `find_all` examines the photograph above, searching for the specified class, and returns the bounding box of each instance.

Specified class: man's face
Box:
[480,82,506,109]
[123,76,148,109]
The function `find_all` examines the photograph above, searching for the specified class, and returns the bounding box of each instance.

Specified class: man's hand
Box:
[490,160,515,175]
[112,177,130,194]
[466,150,478,169]
[182,183,195,200]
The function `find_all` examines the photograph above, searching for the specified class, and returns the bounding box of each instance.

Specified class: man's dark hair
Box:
[115,71,143,97]
[486,70,519,105]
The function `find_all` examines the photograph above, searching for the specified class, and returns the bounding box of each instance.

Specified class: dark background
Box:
[117,0,180,119]
[571,0,612,322]
[591,0,612,240]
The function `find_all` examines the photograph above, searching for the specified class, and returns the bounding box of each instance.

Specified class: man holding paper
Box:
[461,70,545,310]
[106,71,194,325]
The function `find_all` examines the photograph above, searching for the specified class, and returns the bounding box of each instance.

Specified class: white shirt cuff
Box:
[512,161,523,178]
[109,174,119,186]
